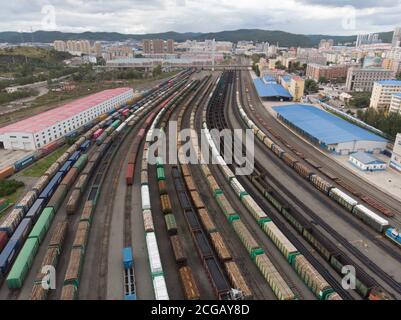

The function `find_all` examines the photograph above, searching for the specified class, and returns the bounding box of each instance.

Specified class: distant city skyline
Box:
[1,0,401,36]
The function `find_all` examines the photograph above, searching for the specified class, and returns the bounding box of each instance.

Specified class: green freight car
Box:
[29,208,55,243]
[73,154,88,171]
[156,167,166,181]
[164,214,178,236]
[6,238,39,289]
[111,120,121,130]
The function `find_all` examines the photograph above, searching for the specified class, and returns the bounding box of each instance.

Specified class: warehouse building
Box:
[273,104,388,155]
[349,152,387,171]
[0,87,133,151]
[253,78,293,101]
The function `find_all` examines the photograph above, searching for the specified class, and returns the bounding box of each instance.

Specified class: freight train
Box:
[123,247,137,300]
[234,90,397,242]
[234,88,393,300]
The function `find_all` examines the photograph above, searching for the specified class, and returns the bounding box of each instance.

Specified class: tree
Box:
[397,73,401,81]
[305,79,319,93]
[319,76,328,84]
[275,61,286,70]
[152,64,162,77]
[349,92,371,108]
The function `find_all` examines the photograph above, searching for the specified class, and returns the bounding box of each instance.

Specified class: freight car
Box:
[123,247,137,300]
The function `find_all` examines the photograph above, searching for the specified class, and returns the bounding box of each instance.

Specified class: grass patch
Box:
[20,145,69,177]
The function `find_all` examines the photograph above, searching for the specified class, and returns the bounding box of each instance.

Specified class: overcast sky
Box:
[1,0,400,35]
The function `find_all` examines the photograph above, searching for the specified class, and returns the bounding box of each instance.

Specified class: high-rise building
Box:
[356,33,381,47]
[392,27,401,47]
[345,67,395,92]
[142,39,175,54]
[370,80,401,110]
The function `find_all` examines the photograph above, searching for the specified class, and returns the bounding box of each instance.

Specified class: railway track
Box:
[232,70,401,298]
[240,71,401,223]
[207,69,353,299]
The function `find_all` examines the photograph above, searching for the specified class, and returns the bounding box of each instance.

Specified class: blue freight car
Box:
[25,198,45,222]
[123,247,133,269]
[79,140,91,152]
[68,150,81,163]
[14,155,35,171]
[10,218,32,247]
[386,228,401,247]
[59,160,73,174]
[39,171,63,200]
[123,247,136,300]
[0,240,19,274]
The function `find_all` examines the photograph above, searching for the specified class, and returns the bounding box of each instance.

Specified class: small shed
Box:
[349,151,387,171]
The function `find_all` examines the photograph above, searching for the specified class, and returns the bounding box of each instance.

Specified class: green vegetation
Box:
[152,65,162,78]
[348,92,371,109]
[397,73,401,81]
[357,108,401,139]
[305,79,319,93]
[21,145,68,177]
[0,89,39,104]
[0,179,24,197]
[275,61,286,70]
[0,47,75,90]
[288,61,306,73]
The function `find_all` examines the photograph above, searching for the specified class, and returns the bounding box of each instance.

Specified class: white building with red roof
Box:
[0,87,133,150]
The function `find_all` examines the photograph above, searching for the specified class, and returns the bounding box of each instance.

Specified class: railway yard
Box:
[0,68,401,301]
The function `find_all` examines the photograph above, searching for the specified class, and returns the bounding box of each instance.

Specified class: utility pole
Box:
[212,38,215,72]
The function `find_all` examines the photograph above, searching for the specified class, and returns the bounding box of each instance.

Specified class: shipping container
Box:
[179,266,200,300]
[170,235,187,265]
[10,218,32,246]
[123,247,134,269]
[156,167,166,181]
[141,185,151,210]
[0,166,14,180]
[25,198,45,222]
[59,161,73,174]
[28,207,54,243]
[6,237,39,289]
[14,155,35,171]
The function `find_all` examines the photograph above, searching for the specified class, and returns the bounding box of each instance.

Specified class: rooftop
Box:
[0,87,132,134]
[376,80,401,86]
[254,78,293,99]
[350,151,386,165]
[273,104,387,145]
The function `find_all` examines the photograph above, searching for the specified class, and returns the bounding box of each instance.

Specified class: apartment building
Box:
[370,80,401,110]
[390,93,401,114]
[306,63,350,82]
[143,39,175,54]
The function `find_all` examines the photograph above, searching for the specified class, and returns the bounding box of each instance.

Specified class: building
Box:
[345,67,395,92]
[390,133,401,172]
[392,27,401,47]
[306,63,350,82]
[390,93,401,114]
[356,33,381,47]
[106,46,133,60]
[370,80,401,110]
[253,78,292,101]
[349,152,387,171]
[288,76,305,102]
[53,40,102,57]
[143,39,175,54]
[273,104,387,155]
[0,88,133,151]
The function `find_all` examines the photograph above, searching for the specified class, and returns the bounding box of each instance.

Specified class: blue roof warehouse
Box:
[273,104,388,155]
[254,78,293,101]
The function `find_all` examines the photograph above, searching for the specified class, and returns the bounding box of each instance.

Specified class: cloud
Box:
[0,0,399,35]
